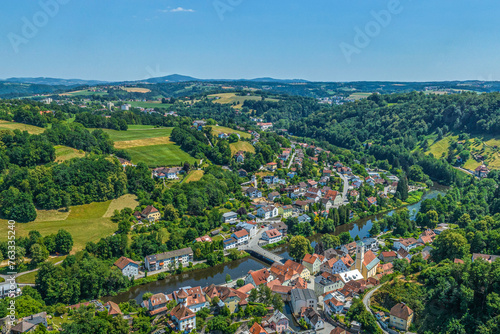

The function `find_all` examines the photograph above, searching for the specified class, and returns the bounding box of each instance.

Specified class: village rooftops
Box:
[113,256,139,270]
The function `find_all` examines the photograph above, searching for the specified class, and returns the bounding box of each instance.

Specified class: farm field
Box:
[55,145,85,162]
[427,134,500,170]
[101,127,173,142]
[209,125,251,139]
[0,120,45,134]
[0,194,138,253]
[122,101,171,109]
[207,92,279,107]
[230,141,255,155]
[183,170,204,183]
[120,87,151,93]
[60,89,107,96]
[126,144,197,167]
[348,92,372,100]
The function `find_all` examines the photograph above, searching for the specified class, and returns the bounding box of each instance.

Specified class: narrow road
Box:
[286,152,296,169]
[335,171,349,204]
[453,166,478,178]
[362,283,389,334]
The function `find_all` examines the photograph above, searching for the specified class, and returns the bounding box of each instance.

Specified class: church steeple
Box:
[355,240,365,272]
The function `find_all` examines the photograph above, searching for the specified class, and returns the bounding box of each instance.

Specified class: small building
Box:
[393,238,419,252]
[290,288,317,314]
[268,191,280,201]
[263,310,289,333]
[145,247,193,271]
[223,237,238,250]
[113,256,140,278]
[249,322,269,334]
[379,251,397,263]
[266,162,278,171]
[133,205,161,223]
[389,303,414,331]
[269,221,288,236]
[170,304,196,332]
[300,307,324,330]
[105,301,122,316]
[298,214,312,223]
[232,229,249,245]
[237,221,259,238]
[245,187,262,198]
[257,206,279,219]
[222,211,238,223]
[475,165,490,178]
[263,229,282,244]
[338,270,364,284]
[302,254,322,275]
[11,312,47,334]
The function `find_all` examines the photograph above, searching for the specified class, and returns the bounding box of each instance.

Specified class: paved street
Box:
[362,283,389,334]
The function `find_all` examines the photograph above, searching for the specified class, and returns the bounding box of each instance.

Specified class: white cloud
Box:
[160,7,195,13]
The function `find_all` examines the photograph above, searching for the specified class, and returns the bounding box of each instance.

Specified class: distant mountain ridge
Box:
[2,74,310,86]
[3,77,109,86]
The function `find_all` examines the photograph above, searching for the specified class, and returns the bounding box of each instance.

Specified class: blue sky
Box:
[1,0,499,82]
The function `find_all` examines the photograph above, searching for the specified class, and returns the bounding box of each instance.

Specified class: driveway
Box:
[362,283,389,334]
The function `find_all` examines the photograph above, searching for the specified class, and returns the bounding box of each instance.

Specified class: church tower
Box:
[355,240,365,272]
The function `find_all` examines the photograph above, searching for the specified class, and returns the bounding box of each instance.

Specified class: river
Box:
[105,185,447,304]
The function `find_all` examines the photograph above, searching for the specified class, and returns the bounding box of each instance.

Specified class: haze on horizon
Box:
[1,0,499,82]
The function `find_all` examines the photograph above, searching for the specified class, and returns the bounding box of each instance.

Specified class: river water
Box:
[105,185,447,304]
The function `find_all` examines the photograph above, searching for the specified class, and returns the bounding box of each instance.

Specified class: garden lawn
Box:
[230,141,255,155]
[101,127,173,142]
[126,144,197,167]
[183,170,204,183]
[0,120,45,134]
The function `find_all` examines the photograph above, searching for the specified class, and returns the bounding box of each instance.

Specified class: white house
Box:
[114,256,140,278]
[262,229,282,244]
[222,211,238,223]
[223,237,238,250]
[301,307,324,330]
[245,187,262,198]
[145,248,193,271]
[257,206,279,219]
[393,238,419,252]
[170,304,196,332]
[236,221,258,238]
[232,229,249,245]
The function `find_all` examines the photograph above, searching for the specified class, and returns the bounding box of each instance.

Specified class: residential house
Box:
[133,205,161,223]
[172,286,208,312]
[11,312,48,334]
[341,241,358,256]
[270,221,288,236]
[249,322,269,334]
[298,214,312,223]
[145,293,169,316]
[294,200,311,211]
[113,256,140,278]
[232,229,249,245]
[203,285,243,313]
[328,255,355,275]
[222,211,238,223]
[245,187,262,198]
[393,238,419,252]
[323,169,332,177]
[472,253,500,263]
[475,165,490,178]
[323,248,346,260]
[389,303,414,331]
[170,304,196,332]
[237,221,258,238]
[152,167,182,179]
[245,268,271,286]
[349,190,360,200]
[145,247,193,271]
[223,237,238,250]
[235,151,245,163]
[307,180,318,187]
[324,190,343,206]
[300,307,324,330]
[257,122,273,131]
[257,206,279,219]
[266,162,278,171]
[314,272,344,296]
[263,229,282,244]
[354,241,380,279]
[281,205,293,219]
[379,251,397,263]
[302,254,322,275]
[283,259,311,280]
[324,291,346,315]
[366,196,377,206]
[105,301,122,317]
[290,288,317,313]
[397,248,412,261]
[263,175,279,185]
[263,310,289,333]
[270,263,300,286]
[361,238,378,250]
[320,198,334,211]
[268,191,280,201]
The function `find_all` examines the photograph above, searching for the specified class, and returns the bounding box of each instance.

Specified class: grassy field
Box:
[120,87,151,93]
[209,125,251,139]
[183,170,204,183]
[0,120,45,134]
[126,144,197,167]
[60,89,107,96]
[114,136,173,149]
[207,92,278,107]
[102,127,173,142]
[427,134,500,170]
[123,101,171,109]
[55,145,85,162]
[348,92,372,100]
[230,141,255,155]
[0,194,138,253]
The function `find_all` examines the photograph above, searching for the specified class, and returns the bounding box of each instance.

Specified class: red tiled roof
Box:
[390,303,413,320]
[114,256,139,270]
